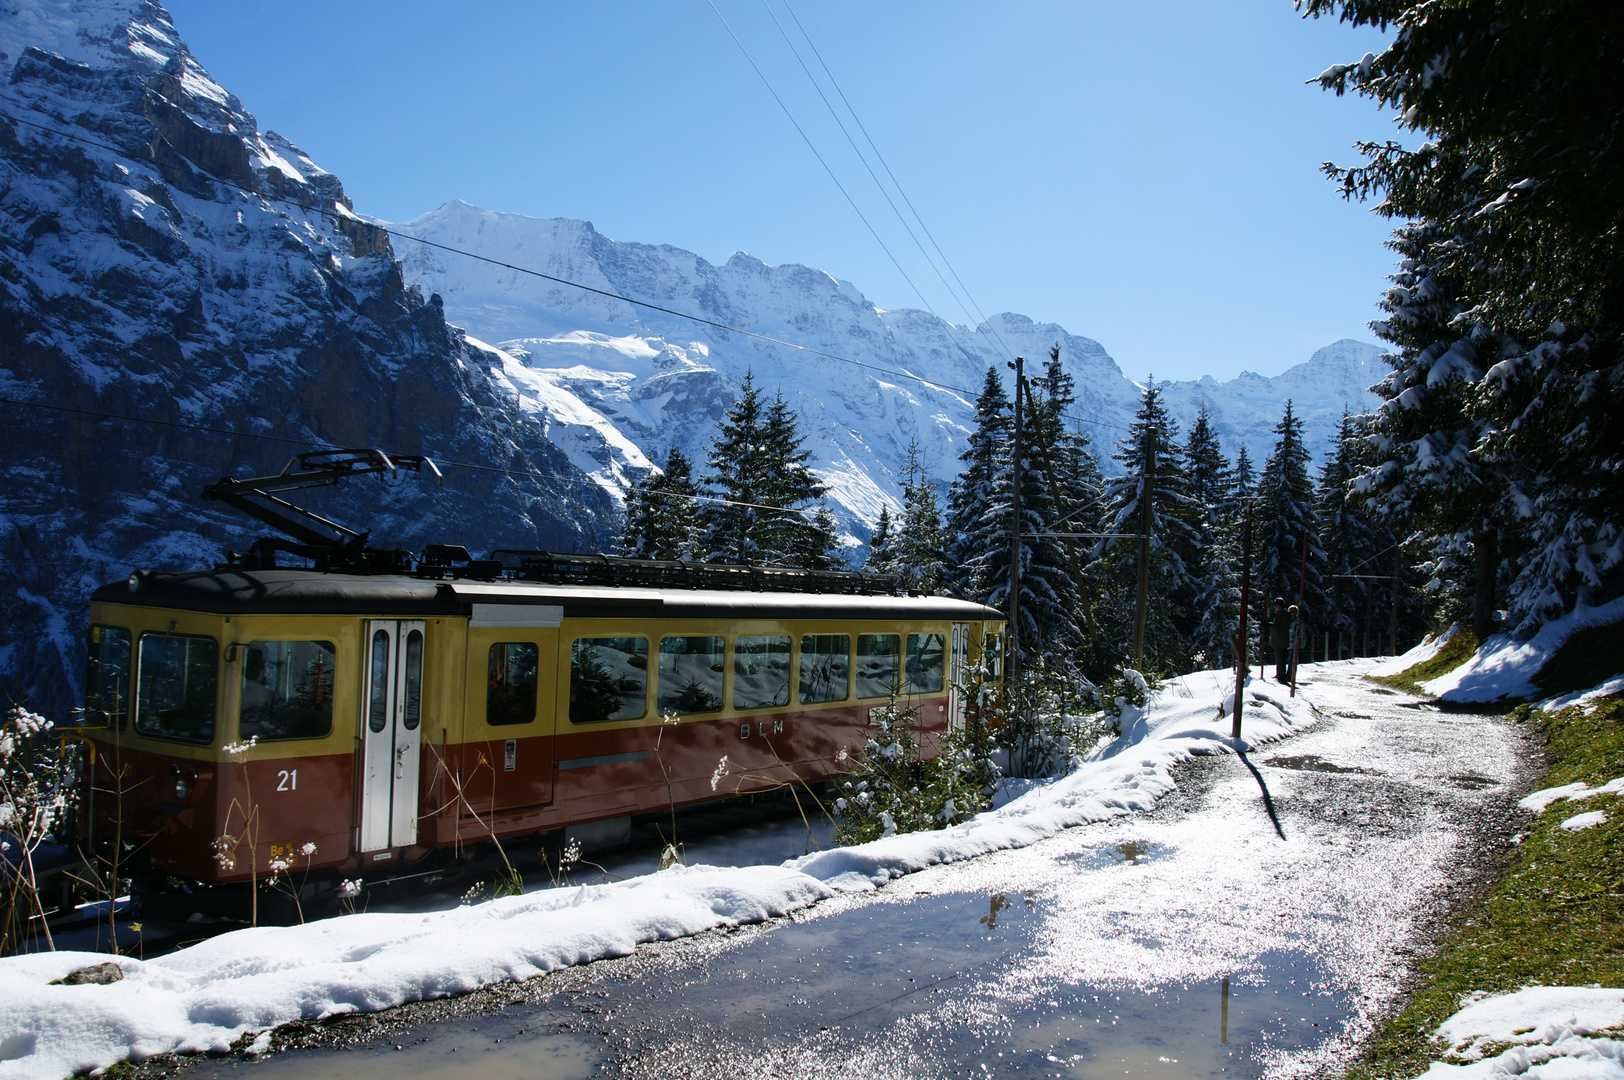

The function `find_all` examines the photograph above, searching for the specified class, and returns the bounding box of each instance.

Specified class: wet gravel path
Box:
[167,662,1538,1080]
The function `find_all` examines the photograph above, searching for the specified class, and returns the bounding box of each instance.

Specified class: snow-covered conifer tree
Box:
[1255,401,1329,640]
[880,439,948,596]
[618,447,702,561]
[944,367,1012,599]
[1094,381,1200,670]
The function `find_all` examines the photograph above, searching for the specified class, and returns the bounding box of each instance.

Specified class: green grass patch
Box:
[1367,626,1481,696]
[1347,695,1624,1079]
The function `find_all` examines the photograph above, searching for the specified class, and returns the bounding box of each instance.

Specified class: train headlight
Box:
[174,778,189,800]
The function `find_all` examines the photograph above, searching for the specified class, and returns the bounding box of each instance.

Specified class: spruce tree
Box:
[882,439,948,596]
[702,376,838,568]
[1095,381,1200,671]
[1316,411,1381,647]
[866,506,893,571]
[944,367,1012,599]
[759,391,838,568]
[1255,400,1329,645]
[1310,0,1624,636]
[618,447,702,560]
[1184,405,1239,668]
[702,371,769,564]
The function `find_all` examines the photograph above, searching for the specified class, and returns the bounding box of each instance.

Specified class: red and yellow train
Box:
[82,559,1003,903]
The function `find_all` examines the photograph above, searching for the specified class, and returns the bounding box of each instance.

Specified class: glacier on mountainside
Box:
[0,0,614,717]
[384,200,1387,533]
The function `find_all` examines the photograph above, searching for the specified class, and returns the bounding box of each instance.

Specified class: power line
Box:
[776,0,1021,366]
[756,0,993,365]
[702,0,960,336]
[0,108,1132,438]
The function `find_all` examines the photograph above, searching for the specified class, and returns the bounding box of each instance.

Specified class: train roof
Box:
[93,569,1006,623]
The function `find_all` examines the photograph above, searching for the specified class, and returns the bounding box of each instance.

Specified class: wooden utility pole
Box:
[1132,424,1156,665]
[1007,356,1024,687]
[1390,544,1402,656]
[1232,499,1253,740]
[1290,528,1308,698]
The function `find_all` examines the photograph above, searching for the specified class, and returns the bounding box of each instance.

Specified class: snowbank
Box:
[1420,986,1624,1077]
[0,672,1312,1080]
[1424,597,1624,703]
[1519,777,1624,814]
[1368,623,1459,678]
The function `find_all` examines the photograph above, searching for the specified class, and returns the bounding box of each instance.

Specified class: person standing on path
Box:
[1269,598,1292,682]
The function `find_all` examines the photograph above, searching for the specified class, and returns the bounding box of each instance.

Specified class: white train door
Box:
[948,623,970,730]
[359,620,425,853]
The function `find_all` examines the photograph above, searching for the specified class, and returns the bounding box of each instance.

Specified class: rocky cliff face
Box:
[387,200,1386,530]
[0,1,613,716]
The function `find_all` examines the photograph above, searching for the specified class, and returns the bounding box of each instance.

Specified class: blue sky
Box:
[164,1,1398,383]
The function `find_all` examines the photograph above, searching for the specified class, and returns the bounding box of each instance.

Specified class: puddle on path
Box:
[210,1027,606,1080]
[1063,840,1171,870]
[1263,754,1375,775]
[1447,772,1498,789]
[214,890,1349,1079]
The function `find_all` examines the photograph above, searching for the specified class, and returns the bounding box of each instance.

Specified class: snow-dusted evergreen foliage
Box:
[944,368,1012,599]
[1182,407,1239,666]
[1316,412,1383,641]
[700,374,837,567]
[618,448,701,560]
[869,439,947,595]
[1311,0,1624,637]
[1255,401,1330,633]
[1095,383,1201,669]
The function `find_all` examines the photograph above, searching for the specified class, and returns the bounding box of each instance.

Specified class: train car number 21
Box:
[277,769,298,791]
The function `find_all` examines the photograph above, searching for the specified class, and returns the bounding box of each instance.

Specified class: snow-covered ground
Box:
[1420,987,1624,1078]
[1423,597,1624,704]
[0,670,1309,1080]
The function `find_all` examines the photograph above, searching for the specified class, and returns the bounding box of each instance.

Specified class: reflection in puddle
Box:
[210,1028,605,1080]
[1116,840,1152,864]
[980,893,1009,929]
[1264,754,1373,775]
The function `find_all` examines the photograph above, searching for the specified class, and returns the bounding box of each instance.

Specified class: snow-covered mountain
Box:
[385,201,1386,531]
[0,1,614,715]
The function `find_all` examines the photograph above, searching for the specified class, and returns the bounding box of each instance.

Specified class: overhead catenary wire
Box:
[775,0,1022,367]
[702,0,963,344]
[754,0,1005,367]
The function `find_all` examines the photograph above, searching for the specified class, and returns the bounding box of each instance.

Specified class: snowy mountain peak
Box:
[386,201,1385,531]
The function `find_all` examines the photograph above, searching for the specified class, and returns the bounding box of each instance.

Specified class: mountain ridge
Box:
[385,200,1386,531]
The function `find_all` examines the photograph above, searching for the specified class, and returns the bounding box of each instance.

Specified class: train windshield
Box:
[135,633,218,744]
[239,640,336,741]
[906,633,946,694]
[86,625,131,728]
[570,637,649,723]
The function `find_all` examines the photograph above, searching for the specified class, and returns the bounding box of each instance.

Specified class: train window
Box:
[906,633,946,694]
[570,637,648,723]
[733,635,791,710]
[488,642,539,725]
[86,625,131,729]
[658,636,724,715]
[135,633,218,744]
[367,630,389,733]
[985,633,1005,681]
[856,634,901,699]
[403,630,424,731]
[239,640,336,741]
[798,635,850,704]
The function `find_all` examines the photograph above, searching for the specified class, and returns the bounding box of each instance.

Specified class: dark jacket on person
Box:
[1268,613,1291,649]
